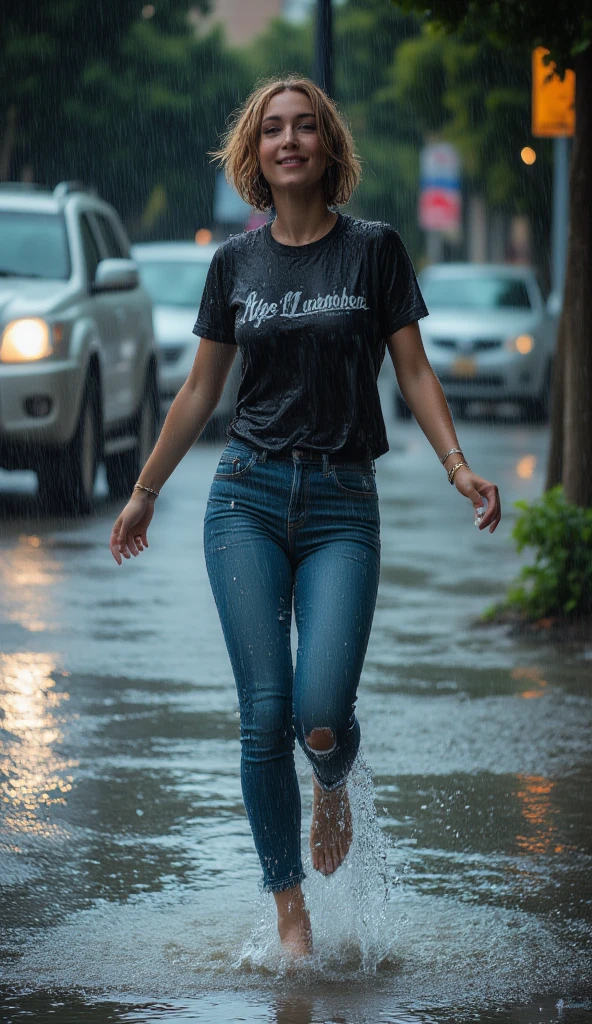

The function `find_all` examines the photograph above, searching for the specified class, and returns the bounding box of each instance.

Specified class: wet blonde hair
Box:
[211,76,361,211]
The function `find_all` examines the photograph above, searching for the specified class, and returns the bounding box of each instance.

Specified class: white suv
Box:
[0,182,158,513]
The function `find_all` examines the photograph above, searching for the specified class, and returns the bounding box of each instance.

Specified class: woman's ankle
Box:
[273,885,312,954]
[273,882,306,917]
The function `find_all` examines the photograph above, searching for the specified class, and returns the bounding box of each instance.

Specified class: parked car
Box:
[0,181,158,512]
[131,241,240,439]
[394,263,556,421]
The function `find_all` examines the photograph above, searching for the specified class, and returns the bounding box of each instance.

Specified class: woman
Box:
[110,77,501,957]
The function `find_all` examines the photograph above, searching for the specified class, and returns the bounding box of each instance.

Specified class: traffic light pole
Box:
[314,0,333,97]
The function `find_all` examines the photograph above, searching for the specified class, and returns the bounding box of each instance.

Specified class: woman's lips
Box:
[278,157,307,165]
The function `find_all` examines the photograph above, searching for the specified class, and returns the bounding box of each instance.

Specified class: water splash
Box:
[236,753,397,977]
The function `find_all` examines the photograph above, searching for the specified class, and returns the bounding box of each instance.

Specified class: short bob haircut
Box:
[212,76,361,211]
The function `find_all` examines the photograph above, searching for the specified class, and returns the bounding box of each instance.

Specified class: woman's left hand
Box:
[453,466,501,534]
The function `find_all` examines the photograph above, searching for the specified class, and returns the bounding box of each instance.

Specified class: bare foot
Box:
[273,885,313,957]
[310,774,353,875]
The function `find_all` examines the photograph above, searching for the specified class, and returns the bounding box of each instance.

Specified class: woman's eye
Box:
[262,123,315,135]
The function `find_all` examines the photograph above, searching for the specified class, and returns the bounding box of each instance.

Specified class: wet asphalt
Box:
[0,394,591,1024]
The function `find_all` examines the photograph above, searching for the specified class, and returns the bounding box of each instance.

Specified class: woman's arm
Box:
[135,338,237,493]
[110,338,237,563]
[387,322,501,533]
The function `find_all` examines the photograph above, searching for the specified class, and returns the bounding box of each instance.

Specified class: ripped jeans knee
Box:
[305,727,336,754]
[297,717,361,792]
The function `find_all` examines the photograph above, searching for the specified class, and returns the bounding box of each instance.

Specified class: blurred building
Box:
[191,0,317,44]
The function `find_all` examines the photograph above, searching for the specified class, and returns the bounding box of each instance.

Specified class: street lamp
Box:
[314,0,333,97]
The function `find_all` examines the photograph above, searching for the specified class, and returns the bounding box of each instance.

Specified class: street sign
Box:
[419,142,461,233]
[532,47,575,138]
[419,187,461,233]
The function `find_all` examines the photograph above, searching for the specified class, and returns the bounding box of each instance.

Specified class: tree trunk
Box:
[561,46,592,507]
[545,311,564,489]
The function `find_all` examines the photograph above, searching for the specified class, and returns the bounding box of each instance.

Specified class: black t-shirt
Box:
[193,212,428,461]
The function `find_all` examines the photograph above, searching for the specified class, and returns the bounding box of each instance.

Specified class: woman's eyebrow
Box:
[261,113,316,123]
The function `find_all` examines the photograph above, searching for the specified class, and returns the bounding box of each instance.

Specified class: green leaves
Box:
[1,1,248,238]
[505,487,592,619]
[388,20,545,214]
[392,0,592,73]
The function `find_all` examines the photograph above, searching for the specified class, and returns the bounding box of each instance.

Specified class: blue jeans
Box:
[203,439,381,892]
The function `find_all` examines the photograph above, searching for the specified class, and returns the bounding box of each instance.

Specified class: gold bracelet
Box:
[440,447,464,465]
[448,460,469,485]
[134,482,159,498]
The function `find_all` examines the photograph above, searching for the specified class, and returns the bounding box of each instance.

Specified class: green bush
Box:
[505,486,592,619]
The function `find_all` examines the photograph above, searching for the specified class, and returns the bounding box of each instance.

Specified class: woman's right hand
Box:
[109,492,156,564]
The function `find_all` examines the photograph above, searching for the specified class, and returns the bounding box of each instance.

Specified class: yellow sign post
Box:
[532,47,575,138]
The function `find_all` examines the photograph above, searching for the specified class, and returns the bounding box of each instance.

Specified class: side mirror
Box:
[93,258,139,292]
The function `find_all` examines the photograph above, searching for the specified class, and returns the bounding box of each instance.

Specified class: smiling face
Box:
[258,89,328,200]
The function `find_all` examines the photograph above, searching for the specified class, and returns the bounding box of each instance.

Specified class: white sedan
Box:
[132,241,240,439]
[394,263,556,421]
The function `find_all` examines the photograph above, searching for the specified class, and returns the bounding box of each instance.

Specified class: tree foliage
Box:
[395,0,592,74]
[385,27,549,214]
[0,0,247,238]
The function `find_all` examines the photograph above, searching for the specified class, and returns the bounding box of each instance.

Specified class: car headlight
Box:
[505,333,535,355]
[0,318,53,362]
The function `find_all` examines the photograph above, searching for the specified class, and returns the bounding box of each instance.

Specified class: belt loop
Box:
[322,453,330,477]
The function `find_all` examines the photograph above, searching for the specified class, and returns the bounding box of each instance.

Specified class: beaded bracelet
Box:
[134,482,160,498]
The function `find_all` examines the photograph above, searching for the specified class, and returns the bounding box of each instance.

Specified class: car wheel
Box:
[105,372,158,499]
[394,394,412,420]
[37,375,100,516]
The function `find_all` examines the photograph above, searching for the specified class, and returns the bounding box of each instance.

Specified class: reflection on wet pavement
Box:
[0,420,591,1024]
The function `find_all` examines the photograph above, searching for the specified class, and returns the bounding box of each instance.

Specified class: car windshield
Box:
[135,258,211,307]
[0,211,71,280]
[421,276,532,310]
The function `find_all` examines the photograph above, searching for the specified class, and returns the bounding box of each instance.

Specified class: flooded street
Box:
[1,406,591,1024]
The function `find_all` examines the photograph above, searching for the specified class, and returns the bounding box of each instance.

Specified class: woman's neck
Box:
[269,190,338,247]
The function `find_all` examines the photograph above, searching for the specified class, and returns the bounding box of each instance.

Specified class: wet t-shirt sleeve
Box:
[192,245,236,345]
[379,226,428,336]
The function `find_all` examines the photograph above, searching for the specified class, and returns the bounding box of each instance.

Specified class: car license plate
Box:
[452,356,477,378]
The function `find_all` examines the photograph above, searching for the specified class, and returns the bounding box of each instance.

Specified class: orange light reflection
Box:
[0,539,64,632]
[512,665,548,699]
[0,653,78,836]
[515,773,559,856]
